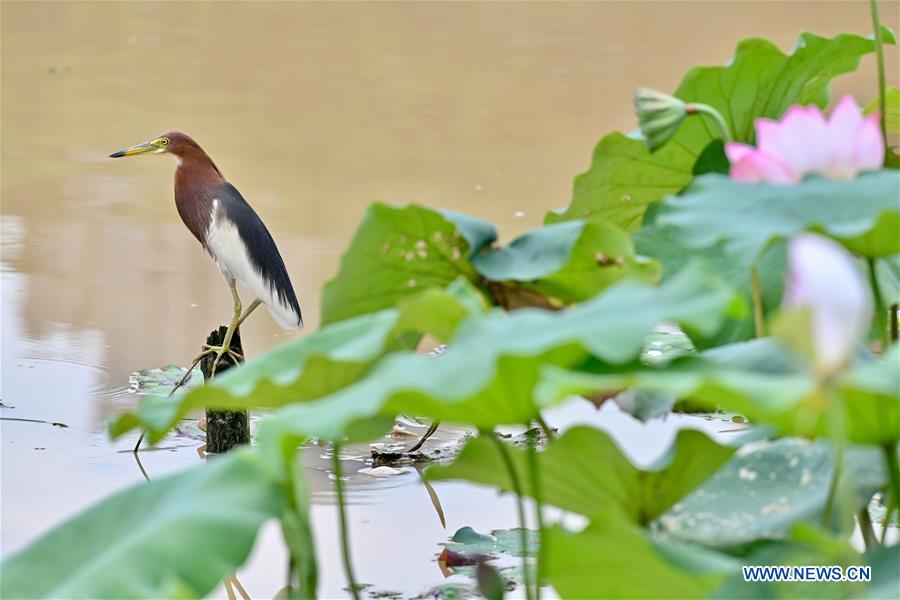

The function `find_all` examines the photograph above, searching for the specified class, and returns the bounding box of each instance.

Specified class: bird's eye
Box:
[159,138,169,146]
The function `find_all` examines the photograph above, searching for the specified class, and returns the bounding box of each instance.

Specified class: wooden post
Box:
[201,325,249,453]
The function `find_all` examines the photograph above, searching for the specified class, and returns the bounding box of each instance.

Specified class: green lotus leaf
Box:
[659,442,885,549]
[543,512,724,599]
[0,450,283,599]
[110,282,484,444]
[320,203,495,325]
[655,172,900,264]
[428,426,735,525]
[536,341,900,445]
[550,29,894,229]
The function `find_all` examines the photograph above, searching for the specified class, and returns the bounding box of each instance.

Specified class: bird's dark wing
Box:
[216,182,302,327]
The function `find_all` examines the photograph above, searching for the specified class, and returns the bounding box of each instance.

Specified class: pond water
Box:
[2,2,896,598]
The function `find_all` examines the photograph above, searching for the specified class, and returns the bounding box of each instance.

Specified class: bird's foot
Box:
[168,345,243,397]
[203,344,244,375]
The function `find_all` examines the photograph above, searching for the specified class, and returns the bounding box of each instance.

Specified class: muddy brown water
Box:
[2,2,897,598]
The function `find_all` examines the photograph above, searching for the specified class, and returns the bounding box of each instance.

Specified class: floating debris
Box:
[363,466,406,477]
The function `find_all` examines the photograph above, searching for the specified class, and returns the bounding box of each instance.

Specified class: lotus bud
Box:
[781,234,872,377]
[634,88,687,152]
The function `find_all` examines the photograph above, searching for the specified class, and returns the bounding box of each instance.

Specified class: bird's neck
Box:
[173,148,226,246]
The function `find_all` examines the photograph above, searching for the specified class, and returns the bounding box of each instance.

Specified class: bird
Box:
[110,131,302,379]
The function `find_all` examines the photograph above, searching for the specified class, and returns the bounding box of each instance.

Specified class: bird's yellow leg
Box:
[210,280,243,374]
[237,299,262,327]
[170,282,246,395]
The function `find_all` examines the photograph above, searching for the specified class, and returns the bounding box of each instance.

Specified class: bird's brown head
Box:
[109,131,204,159]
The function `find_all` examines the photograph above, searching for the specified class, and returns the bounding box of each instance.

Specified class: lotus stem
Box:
[881,443,900,544]
[286,556,296,598]
[332,446,361,600]
[751,266,765,338]
[823,441,845,527]
[526,428,545,600]
[857,507,879,550]
[492,432,534,600]
[869,0,888,149]
[535,414,555,441]
[823,385,849,528]
[685,102,733,142]
[867,258,889,350]
[891,303,899,343]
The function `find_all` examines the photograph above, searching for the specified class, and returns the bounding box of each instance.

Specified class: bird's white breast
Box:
[205,199,299,330]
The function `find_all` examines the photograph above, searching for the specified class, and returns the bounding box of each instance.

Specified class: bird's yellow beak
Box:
[109,140,159,158]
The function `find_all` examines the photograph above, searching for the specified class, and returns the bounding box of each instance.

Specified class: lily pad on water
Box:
[443,527,539,558]
[437,529,535,598]
[129,364,201,395]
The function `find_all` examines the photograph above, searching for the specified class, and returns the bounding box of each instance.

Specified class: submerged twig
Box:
[417,468,446,529]
[0,417,68,428]
[408,420,440,453]
[133,450,150,481]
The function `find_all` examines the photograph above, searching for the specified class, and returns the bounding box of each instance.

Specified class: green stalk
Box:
[332,446,361,600]
[492,433,534,600]
[823,441,846,527]
[280,449,317,599]
[686,102,733,142]
[822,386,849,528]
[881,443,900,544]
[890,303,899,343]
[869,0,888,148]
[751,266,765,338]
[868,258,889,350]
[535,414,555,441]
[526,428,544,600]
[857,507,879,550]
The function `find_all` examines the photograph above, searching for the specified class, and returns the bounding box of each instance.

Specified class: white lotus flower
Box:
[782,234,872,376]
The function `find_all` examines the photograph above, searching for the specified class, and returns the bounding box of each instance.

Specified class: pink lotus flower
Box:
[726,96,884,184]
[783,234,872,376]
